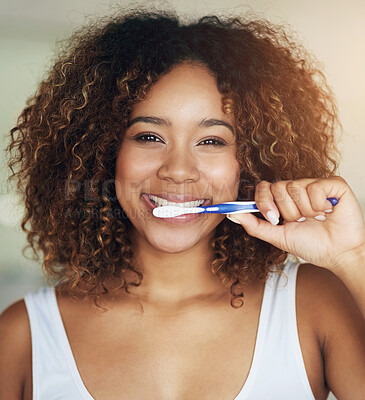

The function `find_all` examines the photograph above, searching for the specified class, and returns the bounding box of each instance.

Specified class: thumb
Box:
[226,212,285,249]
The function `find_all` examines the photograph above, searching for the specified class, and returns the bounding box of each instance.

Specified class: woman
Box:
[0,10,364,400]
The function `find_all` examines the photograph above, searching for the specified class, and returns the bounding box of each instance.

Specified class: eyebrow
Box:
[198,118,234,134]
[128,116,234,134]
[128,116,170,127]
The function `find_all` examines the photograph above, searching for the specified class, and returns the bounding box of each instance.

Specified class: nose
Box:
[157,147,200,183]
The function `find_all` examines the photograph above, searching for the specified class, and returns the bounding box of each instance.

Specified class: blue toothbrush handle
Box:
[327,197,338,206]
[200,202,258,214]
[200,197,338,214]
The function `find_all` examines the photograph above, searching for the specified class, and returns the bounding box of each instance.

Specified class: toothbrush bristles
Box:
[153,206,203,218]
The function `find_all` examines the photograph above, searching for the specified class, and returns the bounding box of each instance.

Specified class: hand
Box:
[227,176,365,271]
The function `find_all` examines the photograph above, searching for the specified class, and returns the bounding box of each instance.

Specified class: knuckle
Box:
[271,182,287,201]
[255,181,271,202]
[286,180,301,191]
[286,181,302,200]
[306,182,320,194]
[256,180,270,192]
[334,175,346,184]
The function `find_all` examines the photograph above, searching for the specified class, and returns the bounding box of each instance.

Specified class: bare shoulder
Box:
[296,263,365,337]
[297,263,365,398]
[0,299,32,400]
[296,263,364,322]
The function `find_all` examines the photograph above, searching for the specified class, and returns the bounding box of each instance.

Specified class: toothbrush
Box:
[152,197,339,219]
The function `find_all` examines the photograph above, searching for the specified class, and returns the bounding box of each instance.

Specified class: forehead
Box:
[129,63,232,121]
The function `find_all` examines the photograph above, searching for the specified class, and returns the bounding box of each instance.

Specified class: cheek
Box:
[116,150,144,182]
[114,148,157,205]
[202,154,240,199]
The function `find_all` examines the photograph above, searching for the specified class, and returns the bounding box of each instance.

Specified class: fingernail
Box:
[267,210,279,225]
[315,215,326,221]
[324,209,333,213]
[226,215,241,224]
[296,217,306,222]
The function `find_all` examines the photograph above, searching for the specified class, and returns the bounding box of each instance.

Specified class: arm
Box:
[0,300,31,400]
[301,264,365,400]
[329,244,365,319]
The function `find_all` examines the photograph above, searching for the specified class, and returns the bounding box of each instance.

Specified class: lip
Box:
[141,193,211,223]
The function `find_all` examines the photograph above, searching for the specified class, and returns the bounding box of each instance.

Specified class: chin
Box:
[144,229,207,254]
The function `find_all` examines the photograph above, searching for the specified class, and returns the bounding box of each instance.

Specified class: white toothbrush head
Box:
[153,206,204,218]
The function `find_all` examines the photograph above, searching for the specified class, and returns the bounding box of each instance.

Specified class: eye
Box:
[134,133,163,143]
[198,137,227,146]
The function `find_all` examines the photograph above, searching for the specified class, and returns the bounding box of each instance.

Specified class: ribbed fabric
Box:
[24,260,315,400]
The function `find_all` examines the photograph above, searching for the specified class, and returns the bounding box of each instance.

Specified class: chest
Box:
[63,299,261,400]
[23,289,328,400]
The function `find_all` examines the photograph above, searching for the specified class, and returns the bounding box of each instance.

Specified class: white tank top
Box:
[24,260,316,400]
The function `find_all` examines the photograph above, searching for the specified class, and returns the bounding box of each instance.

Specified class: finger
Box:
[286,180,324,221]
[270,181,302,221]
[255,181,280,225]
[226,212,286,250]
[306,178,343,213]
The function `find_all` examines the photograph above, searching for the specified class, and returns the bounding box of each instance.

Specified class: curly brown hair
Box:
[7,10,339,309]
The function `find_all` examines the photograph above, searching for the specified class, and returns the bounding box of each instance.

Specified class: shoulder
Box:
[0,298,30,340]
[295,262,364,332]
[296,263,365,396]
[0,299,32,399]
[295,261,352,300]
[295,262,364,315]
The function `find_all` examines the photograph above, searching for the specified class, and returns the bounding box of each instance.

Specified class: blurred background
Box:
[0,2,364,398]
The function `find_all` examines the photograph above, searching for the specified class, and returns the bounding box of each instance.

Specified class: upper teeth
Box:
[149,195,205,208]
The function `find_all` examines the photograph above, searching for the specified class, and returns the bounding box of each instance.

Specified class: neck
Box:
[128,229,227,307]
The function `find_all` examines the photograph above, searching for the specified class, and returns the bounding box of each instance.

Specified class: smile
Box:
[142,193,211,210]
[148,195,205,208]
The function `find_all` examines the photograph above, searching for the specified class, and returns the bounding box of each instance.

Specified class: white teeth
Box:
[149,195,205,208]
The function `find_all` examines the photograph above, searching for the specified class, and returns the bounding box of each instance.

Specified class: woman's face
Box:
[115,63,240,253]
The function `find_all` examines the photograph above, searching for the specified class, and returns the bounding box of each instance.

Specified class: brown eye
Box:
[135,133,163,143]
[199,138,226,146]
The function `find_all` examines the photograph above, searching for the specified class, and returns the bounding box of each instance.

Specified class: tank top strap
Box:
[235,259,315,400]
[232,259,280,399]
[285,261,316,399]
[49,287,95,399]
[24,286,94,400]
